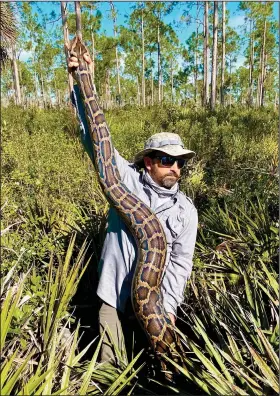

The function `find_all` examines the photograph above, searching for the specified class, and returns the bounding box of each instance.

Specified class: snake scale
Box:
[70,36,185,376]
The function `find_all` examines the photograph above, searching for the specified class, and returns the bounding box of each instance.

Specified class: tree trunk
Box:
[211,1,218,110]
[39,71,46,108]
[21,87,26,107]
[53,76,58,106]
[54,78,60,107]
[194,29,198,104]
[61,2,74,106]
[105,69,111,109]
[261,52,267,106]
[91,31,95,84]
[151,69,154,106]
[30,31,38,104]
[75,2,82,39]
[157,21,162,103]
[256,76,260,107]
[141,8,145,106]
[220,1,226,106]
[90,5,95,84]
[115,41,121,102]
[110,2,121,103]
[33,55,38,103]
[171,58,174,104]
[194,2,199,105]
[259,18,267,107]
[54,78,57,106]
[18,60,24,105]
[229,56,232,107]
[203,1,209,107]
[136,76,141,106]
[11,45,21,105]
[247,19,254,106]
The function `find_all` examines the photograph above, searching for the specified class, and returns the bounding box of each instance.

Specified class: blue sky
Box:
[93,1,278,38]
[27,1,279,38]
[20,1,279,70]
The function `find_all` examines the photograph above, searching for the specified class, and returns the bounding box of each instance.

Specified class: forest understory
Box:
[1,103,278,395]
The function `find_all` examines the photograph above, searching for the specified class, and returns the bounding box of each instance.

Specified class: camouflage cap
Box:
[134,132,195,164]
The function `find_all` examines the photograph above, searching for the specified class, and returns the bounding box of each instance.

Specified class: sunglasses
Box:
[152,155,186,169]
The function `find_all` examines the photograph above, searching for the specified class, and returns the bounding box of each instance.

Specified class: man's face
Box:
[143,151,183,189]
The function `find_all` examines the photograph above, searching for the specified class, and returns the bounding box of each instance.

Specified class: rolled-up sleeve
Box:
[161,205,198,316]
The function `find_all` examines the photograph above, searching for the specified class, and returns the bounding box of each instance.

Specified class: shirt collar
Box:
[142,170,179,198]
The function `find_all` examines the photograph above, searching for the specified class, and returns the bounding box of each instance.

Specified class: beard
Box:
[161,174,179,189]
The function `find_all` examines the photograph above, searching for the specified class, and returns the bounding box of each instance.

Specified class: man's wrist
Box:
[168,312,176,325]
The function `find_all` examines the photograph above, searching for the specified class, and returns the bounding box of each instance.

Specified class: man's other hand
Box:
[68,53,92,72]
[168,312,176,326]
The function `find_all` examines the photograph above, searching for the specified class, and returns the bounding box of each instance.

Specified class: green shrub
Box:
[1,103,278,395]
[1,106,106,271]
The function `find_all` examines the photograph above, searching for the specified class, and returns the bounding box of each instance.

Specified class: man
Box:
[68,55,198,365]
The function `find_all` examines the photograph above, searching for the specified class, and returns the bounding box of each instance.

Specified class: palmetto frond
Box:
[0,2,18,62]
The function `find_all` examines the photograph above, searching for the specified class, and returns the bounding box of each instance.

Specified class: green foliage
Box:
[0,237,145,395]
[3,2,279,108]
[1,104,278,394]
[1,105,106,271]
[177,249,278,395]
[105,104,277,212]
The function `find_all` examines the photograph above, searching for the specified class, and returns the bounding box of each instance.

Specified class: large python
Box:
[70,36,185,376]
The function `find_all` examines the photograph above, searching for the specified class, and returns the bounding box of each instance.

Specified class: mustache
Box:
[165,173,179,178]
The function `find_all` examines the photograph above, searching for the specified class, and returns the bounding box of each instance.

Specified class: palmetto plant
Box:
[0,3,18,62]
[200,197,277,250]
[1,235,87,394]
[1,104,278,394]
[0,235,148,395]
[196,197,278,283]
[169,199,279,396]
[174,259,279,395]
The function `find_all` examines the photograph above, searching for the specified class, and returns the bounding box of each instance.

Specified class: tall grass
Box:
[1,104,278,394]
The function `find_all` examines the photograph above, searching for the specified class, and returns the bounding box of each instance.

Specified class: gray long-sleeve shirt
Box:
[97,150,198,316]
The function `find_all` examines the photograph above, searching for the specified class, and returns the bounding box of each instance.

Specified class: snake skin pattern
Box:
[70,36,185,375]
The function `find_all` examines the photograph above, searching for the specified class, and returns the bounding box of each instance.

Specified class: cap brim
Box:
[134,146,196,164]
